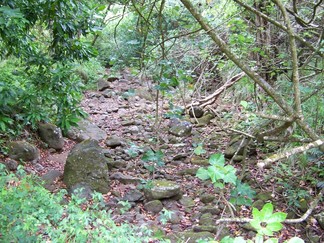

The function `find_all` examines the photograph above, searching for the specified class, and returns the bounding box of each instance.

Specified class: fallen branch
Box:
[258,139,324,169]
[216,188,323,225]
[187,72,245,109]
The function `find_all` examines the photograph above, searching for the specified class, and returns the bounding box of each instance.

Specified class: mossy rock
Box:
[144,180,181,201]
[63,140,110,194]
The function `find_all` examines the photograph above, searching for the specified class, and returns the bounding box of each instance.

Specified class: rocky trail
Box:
[3,70,323,242]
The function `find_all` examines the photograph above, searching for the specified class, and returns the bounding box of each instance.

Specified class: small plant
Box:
[142,149,165,179]
[117,200,132,214]
[159,208,174,225]
[194,143,207,156]
[196,153,255,210]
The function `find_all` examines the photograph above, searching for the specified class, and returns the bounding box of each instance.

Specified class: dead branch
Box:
[255,113,294,122]
[187,72,245,109]
[258,139,324,169]
[262,136,312,143]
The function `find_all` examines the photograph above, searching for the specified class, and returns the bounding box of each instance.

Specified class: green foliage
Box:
[230,180,256,206]
[250,203,287,237]
[118,200,132,214]
[0,163,156,242]
[196,153,237,189]
[194,143,207,156]
[159,208,173,225]
[142,149,165,175]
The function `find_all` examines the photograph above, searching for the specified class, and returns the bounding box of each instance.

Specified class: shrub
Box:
[0,164,155,242]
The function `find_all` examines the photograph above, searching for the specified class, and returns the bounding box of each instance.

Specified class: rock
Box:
[199,213,214,225]
[8,141,39,162]
[144,200,163,214]
[224,136,256,159]
[105,136,123,148]
[128,126,140,134]
[188,106,204,118]
[200,194,215,204]
[66,119,107,142]
[255,192,272,201]
[190,156,209,166]
[180,196,195,208]
[193,225,217,234]
[175,231,214,243]
[168,119,192,137]
[315,212,324,230]
[144,180,182,201]
[38,123,64,150]
[122,189,143,202]
[63,140,110,194]
[135,88,154,101]
[106,159,127,169]
[252,200,265,210]
[70,182,93,200]
[195,113,215,126]
[200,206,220,215]
[110,172,141,184]
[5,159,18,171]
[41,170,62,192]
[102,90,113,98]
[97,78,112,91]
[169,211,182,224]
[177,168,198,176]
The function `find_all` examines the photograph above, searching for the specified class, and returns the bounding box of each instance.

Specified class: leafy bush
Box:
[0,164,155,242]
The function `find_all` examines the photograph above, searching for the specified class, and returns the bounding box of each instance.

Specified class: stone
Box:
[199,213,214,225]
[66,119,107,142]
[63,140,110,194]
[175,231,214,243]
[169,211,182,224]
[194,113,215,126]
[144,180,182,201]
[180,196,195,208]
[169,119,192,137]
[190,156,209,166]
[255,192,272,201]
[122,189,143,202]
[70,182,93,199]
[144,200,163,214]
[135,88,154,101]
[188,106,204,118]
[105,136,123,148]
[5,159,18,171]
[200,205,220,215]
[224,136,256,159]
[8,141,39,162]
[41,170,62,192]
[110,172,141,184]
[252,200,265,210]
[97,78,112,91]
[177,168,198,176]
[193,225,217,234]
[315,212,324,230]
[200,194,215,204]
[38,123,64,150]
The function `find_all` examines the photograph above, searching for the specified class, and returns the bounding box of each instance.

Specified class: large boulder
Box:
[8,141,39,162]
[144,180,182,201]
[66,119,107,142]
[63,140,110,194]
[38,123,64,150]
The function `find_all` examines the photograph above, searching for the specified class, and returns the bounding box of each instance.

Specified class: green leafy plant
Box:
[142,149,165,178]
[118,200,132,214]
[159,208,174,225]
[194,143,207,156]
[230,180,256,206]
[196,153,237,189]
[0,163,161,242]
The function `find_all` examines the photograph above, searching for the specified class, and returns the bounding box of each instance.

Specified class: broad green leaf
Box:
[250,221,261,231]
[196,168,210,180]
[267,212,287,223]
[261,203,274,220]
[266,222,283,232]
[284,237,305,243]
[252,207,262,221]
[194,145,206,155]
[260,226,274,236]
[240,100,248,109]
[208,165,223,182]
[264,238,278,243]
[214,182,225,189]
[209,153,225,166]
